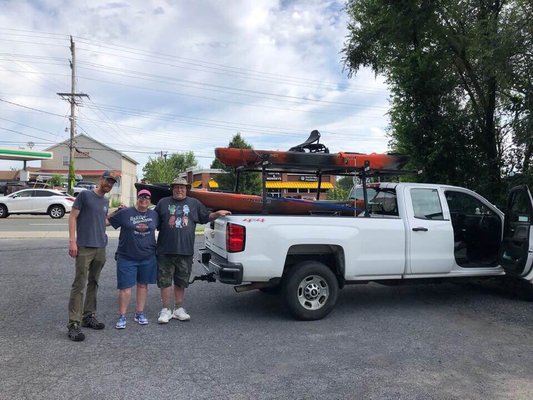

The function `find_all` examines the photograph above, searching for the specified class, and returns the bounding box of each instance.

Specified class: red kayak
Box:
[215,148,409,170]
[189,189,359,215]
[134,183,359,215]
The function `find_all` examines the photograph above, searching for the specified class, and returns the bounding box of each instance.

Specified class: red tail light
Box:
[66,197,75,202]
[226,223,245,253]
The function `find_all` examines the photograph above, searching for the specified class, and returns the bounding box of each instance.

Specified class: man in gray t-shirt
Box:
[154,177,231,324]
[66,170,118,342]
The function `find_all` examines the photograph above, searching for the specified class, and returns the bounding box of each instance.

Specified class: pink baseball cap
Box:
[137,189,151,197]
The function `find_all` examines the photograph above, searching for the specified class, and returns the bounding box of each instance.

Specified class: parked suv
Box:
[75,181,97,190]
[0,189,75,218]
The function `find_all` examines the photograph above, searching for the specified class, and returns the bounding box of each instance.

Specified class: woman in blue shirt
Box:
[108,189,159,329]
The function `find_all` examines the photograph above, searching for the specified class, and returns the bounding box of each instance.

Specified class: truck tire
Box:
[283,261,338,320]
[48,205,65,219]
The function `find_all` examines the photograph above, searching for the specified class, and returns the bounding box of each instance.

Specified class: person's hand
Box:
[69,240,78,258]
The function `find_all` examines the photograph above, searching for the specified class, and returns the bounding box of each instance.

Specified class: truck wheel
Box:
[48,205,65,219]
[0,204,8,218]
[283,261,338,320]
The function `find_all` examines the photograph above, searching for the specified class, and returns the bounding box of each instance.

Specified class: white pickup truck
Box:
[199,183,533,320]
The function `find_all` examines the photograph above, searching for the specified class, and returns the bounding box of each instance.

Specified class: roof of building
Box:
[44,134,138,165]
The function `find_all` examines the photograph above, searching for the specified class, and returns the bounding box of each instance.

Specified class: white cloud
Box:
[0,0,391,175]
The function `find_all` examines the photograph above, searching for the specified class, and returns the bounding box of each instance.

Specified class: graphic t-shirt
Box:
[155,196,210,256]
[73,190,109,248]
[109,207,159,260]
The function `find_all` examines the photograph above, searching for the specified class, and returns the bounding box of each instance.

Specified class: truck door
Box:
[405,187,455,274]
[500,185,533,278]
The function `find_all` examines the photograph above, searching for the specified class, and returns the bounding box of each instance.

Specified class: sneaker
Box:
[115,315,126,329]
[134,312,148,325]
[68,323,85,342]
[82,314,105,330]
[172,307,191,321]
[158,308,172,324]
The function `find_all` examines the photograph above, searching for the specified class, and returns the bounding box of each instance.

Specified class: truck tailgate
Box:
[204,217,228,258]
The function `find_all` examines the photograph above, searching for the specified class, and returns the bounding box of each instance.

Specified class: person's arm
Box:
[106,205,126,227]
[208,209,231,221]
[68,208,80,258]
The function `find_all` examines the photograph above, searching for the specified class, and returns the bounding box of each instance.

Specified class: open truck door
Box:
[500,185,533,279]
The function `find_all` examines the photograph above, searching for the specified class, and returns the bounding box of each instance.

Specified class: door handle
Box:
[412,227,428,232]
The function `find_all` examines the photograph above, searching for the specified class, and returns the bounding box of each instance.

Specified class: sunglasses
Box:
[138,195,151,200]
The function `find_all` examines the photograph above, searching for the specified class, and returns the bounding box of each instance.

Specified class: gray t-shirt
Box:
[73,190,109,248]
[155,196,210,256]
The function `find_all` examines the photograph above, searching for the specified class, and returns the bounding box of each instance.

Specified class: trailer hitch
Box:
[189,272,216,284]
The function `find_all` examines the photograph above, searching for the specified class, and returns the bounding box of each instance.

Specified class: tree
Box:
[210,133,262,195]
[142,151,197,184]
[48,174,64,189]
[328,176,354,200]
[343,0,532,203]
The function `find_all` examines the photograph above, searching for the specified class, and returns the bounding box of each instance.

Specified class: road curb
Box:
[1,230,205,239]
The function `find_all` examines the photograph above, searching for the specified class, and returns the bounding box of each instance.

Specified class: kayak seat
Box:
[289,130,330,153]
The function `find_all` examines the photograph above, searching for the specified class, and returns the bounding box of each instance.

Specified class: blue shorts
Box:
[116,255,157,290]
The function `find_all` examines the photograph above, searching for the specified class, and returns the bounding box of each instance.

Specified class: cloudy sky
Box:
[0,0,391,176]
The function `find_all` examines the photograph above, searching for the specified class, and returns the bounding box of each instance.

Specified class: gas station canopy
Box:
[0,148,53,161]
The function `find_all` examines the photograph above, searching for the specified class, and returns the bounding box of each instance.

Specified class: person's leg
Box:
[67,247,92,325]
[136,284,148,312]
[173,255,193,307]
[174,286,185,306]
[83,247,106,318]
[160,286,172,308]
[136,255,156,313]
[157,255,175,323]
[116,256,137,315]
[172,255,193,320]
[118,288,132,315]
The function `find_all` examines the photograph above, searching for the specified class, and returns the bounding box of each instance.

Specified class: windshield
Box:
[348,186,377,201]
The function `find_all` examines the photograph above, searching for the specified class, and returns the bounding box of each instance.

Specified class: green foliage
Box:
[343,0,532,204]
[327,187,349,201]
[142,151,197,184]
[68,161,76,195]
[336,176,355,192]
[210,133,262,195]
[110,198,123,208]
[48,174,64,188]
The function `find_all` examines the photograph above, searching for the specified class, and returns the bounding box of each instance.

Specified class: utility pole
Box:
[57,36,88,194]
[156,151,168,161]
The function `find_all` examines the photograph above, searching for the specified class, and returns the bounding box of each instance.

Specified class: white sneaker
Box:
[158,308,172,324]
[172,307,191,321]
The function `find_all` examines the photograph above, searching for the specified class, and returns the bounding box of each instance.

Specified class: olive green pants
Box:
[67,247,106,325]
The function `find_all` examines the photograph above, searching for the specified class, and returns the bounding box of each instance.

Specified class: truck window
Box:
[508,190,531,223]
[368,190,398,217]
[444,190,501,267]
[410,188,443,220]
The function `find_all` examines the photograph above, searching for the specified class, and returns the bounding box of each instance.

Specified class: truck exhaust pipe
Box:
[234,282,273,293]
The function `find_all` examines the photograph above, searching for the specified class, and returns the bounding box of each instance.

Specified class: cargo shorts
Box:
[157,254,193,289]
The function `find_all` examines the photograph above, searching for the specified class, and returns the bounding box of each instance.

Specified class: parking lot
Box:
[0,236,532,399]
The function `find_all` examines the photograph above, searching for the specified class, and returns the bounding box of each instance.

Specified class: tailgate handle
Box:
[412,227,428,232]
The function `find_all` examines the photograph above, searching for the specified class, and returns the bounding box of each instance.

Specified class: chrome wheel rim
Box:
[50,207,62,218]
[297,275,329,311]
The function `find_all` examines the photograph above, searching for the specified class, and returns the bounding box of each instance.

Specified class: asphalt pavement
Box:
[0,236,532,399]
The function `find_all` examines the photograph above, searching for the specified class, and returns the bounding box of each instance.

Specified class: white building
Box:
[40,134,138,205]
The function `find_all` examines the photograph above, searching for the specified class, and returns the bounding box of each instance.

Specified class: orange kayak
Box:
[188,189,359,215]
[134,183,360,215]
[215,148,408,170]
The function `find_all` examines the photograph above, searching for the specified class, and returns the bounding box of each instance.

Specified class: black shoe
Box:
[68,323,85,342]
[82,314,105,330]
